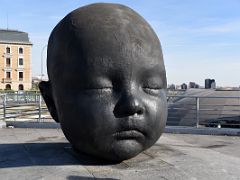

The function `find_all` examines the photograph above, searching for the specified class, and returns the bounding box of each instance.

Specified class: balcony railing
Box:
[3,53,12,57]
[2,78,12,83]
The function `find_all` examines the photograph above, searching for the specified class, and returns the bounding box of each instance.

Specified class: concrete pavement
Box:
[0,128,240,180]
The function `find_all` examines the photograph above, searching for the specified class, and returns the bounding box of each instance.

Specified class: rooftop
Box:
[0,29,32,45]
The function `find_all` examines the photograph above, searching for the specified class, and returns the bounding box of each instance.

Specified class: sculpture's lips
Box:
[113,117,147,140]
[113,129,145,140]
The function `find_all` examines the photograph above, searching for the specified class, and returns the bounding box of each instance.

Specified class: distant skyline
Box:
[0,0,239,87]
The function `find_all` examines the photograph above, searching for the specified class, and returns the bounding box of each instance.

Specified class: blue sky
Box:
[0,0,239,87]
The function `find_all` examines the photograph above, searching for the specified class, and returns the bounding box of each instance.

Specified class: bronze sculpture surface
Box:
[39,3,168,162]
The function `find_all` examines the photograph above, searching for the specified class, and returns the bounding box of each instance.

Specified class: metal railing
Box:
[167,95,240,128]
[0,92,51,122]
[0,92,239,128]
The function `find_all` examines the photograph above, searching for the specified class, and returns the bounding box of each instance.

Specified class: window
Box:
[6,58,11,67]
[19,72,23,81]
[18,84,24,90]
[19,47,23,54]
[19,58,24,66]
[6,72,11,79]
[5,84,11,90]
[6,47,11,54]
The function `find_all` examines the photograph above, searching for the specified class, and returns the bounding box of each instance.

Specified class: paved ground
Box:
[0,128,240,180]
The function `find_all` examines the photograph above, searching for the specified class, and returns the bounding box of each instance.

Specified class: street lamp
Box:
[41,45,48,80]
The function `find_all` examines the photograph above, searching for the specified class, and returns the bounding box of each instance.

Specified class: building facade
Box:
[0,29,32,90]
[205,79,216,89]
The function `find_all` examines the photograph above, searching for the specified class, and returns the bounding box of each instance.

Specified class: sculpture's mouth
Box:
[112,117,147,140]
[113,129,145,140]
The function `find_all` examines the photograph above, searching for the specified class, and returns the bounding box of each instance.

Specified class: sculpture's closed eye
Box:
[82,86,113,94]
[87,86,113,90]
[142,86,161,96]
[142,79,163,95]
[81,78,113,92]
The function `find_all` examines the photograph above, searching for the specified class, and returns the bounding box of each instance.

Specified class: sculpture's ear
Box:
[39,81,59,123]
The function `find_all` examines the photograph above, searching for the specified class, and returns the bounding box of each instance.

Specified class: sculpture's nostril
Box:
[137,108,143,115]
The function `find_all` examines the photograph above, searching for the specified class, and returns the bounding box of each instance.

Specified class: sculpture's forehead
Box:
[48,3,165,80]
[65,32,164,74]
[66,12,161,65]
[57,51,165,86]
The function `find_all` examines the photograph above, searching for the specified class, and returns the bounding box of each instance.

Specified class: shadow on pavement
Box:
[67,176,118,180]
[0,142,120,168]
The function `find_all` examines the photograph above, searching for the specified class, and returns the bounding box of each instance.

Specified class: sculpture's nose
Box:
[113,89,145,118]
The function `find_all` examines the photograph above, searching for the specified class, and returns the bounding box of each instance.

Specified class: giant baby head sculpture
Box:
[39,3,168,162]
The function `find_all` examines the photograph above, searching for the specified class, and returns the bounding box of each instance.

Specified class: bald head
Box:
[47,3,165,82]
[40,3,168,161]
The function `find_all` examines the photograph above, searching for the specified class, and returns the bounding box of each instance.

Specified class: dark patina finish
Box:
[39,3,168,161]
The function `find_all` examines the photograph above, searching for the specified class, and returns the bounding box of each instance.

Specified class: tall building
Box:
[205,79,216,89]
[168,84,176,90]
[181,83,187,90]
[0,29,32,90]
[189,82,196,88]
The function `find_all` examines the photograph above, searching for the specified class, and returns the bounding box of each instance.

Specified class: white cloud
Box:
[195,20,240,33]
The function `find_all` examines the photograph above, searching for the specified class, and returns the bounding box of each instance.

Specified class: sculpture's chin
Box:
[72,140,159,162]
[107,139,144,161]
[61,123,163,162]
[72,139,145,162]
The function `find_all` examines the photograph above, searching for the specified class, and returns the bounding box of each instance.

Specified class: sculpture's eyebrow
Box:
[141,65,166,77]
[140,66,167,87]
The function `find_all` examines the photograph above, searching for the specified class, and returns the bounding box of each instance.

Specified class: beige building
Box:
[0,29,32,90]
